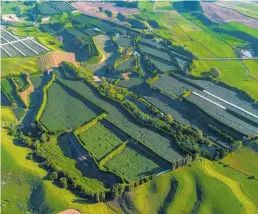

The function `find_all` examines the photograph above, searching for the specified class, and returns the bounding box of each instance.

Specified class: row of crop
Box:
[9,78,27,108]
[99,141,128,167]
[35,73,56,132]
[74,112,107,135]
[183,97,245,139]
[72,133,125,183]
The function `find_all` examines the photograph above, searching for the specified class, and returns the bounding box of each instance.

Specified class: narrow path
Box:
[203,159,256,214]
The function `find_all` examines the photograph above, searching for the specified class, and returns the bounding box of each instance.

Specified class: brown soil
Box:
[58,209,82,214]
[201,2,258,30]
[122,72,131,80]
[71,2,139,25]
[38,51,78,72]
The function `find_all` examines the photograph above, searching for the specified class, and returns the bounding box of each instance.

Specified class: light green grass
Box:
[191,59,258,101]
[1,57,39,77]
[138,1,155,12]
[79,122,123,161]
[8,26,62,51]
[231,3,258,19]
[123,160,248,214]
[244,60,258,80]
[222,147,258,178]
[1,107,115,214]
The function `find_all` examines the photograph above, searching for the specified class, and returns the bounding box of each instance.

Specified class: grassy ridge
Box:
[119,159,256,214]
[1,107,115,214]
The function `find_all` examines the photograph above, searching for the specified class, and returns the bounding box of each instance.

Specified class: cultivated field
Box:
[78,121,125,161]
[38,51,77,72]
[40,82,101,132]
[104,144,165,181]
[0,28,48,58]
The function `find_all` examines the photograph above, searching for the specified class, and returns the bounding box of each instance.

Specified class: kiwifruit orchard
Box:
[1,1,258,214]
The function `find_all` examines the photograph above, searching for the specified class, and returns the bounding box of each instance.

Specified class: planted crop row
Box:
[50,1,74,12]
[186,93,257,137]
[36,136,107,194]
[40,81,99,133]
[139,44,172,62]
[78,122,124,161]
[58,78,183,162]
[104,144,164,182]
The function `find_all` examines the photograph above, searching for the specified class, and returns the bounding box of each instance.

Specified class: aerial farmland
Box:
[1,1,258,214]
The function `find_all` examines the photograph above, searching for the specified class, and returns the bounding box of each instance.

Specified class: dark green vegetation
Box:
[40,81,102,133]
[78,121,125,161]
[2,1,258,213]
[104,144,164,182]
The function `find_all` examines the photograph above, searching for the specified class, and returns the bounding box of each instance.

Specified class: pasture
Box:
[1,106,114,214]
[191,60,258,101]
[120,160,249,214]
[40,82,100,132]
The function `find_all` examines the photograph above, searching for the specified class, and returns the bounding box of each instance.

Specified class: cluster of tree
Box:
[209,68,221,78]
[72,36,98,57]
[104,10,112,17]
[117,13,126,22]
[171,154,193,170]
[99,79,126,102]
[115,1,138,8]
[208,124,242,151]
[123,100,172,132]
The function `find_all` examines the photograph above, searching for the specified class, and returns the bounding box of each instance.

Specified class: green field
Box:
[78,122,124,161]
[37,136,106,193]
[117,159,257,214]
[244,60,258,80]
[1,107,114,214]
[191,59,258,101]
[40,82,100,132]
[1,57,39,77]
[104,145,163,182]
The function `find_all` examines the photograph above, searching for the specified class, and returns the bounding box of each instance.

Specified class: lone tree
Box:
[209,68,221,78]
[50,171,58,181]
[60,177,68,188]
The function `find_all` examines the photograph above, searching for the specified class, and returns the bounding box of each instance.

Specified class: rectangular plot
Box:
[78,121,126,161]
[152,74,196,96]
[104,144,165,181]
[1,31,16,42]
[12,41,35,56]
[149,58,177,72]
[2,44,23,57]
[187,93,257,137]
[22,39,47,54]
[50,2,74,12]
[1,48,9,58]
[40,82,100,132]
[58,78,183,162]
[38,2,60,15]
[139,44,172,62]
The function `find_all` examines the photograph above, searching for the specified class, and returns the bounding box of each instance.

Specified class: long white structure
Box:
[192,91,226,109]
[203,90,258,120]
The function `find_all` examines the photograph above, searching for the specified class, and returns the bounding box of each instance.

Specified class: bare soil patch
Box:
[71,2,138,25]
[201,2,258,30]
[1,14,23,22]
[38,51,78,72]
[58,209,82,214]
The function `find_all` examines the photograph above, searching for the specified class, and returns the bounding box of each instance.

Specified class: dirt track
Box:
[201,2,258,30]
